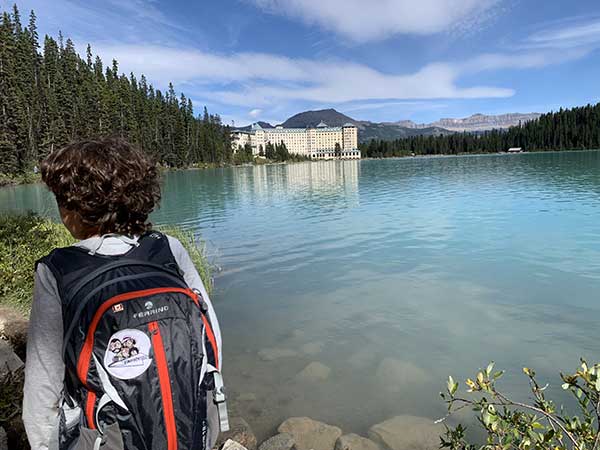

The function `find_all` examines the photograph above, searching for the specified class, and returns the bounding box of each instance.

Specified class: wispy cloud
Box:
[526,17,600,50]
[341,101,449,114]
[91,43,515,107]
[246,0,502,42]
[9,0,598,123]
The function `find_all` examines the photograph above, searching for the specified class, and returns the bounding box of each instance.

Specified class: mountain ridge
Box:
[238,108,541,142]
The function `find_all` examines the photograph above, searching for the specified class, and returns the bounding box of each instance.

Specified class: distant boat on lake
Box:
[507,147,524,153]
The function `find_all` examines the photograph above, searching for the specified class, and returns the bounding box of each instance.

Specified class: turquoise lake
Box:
[2,151,600,439]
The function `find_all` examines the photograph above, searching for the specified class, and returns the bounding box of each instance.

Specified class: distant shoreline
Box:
[3,148,600,188]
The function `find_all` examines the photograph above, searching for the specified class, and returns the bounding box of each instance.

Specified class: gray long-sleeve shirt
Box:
[23,234,221,450]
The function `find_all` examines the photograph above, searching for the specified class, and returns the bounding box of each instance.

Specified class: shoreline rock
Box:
[278,417,342,450]
[0,339,24,376]
[223,439,250,450]
[258,433,296,450]
[0,307,28,360]
[215,417,258,450]
[335,434,381,450]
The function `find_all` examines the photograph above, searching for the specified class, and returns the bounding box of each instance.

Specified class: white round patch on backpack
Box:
[104,329,152,380]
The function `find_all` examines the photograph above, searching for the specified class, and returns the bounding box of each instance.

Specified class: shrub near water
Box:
[0,213,212,311]
[442,361,600,450]
[0,213,74,310]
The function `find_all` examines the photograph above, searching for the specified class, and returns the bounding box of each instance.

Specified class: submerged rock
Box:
[215,417,258,450]
[278,417,342,450]
[301,342,323,355]
[258,433,296,450]
[347,350,378,369]
[237,392,257,402]
[335,434,380,450]
[296,362,331,382]
[258,348,298,361]
[374,358,429,392]
[368,415,443,450]
[289,329,305,340]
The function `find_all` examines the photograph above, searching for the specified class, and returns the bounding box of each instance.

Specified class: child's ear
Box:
[59,206,99,239]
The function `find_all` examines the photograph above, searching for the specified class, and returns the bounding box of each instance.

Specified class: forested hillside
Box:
[361,103,600,157]
[0,5,232,176]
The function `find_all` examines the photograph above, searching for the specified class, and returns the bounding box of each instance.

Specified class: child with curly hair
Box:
[23,138,225,450]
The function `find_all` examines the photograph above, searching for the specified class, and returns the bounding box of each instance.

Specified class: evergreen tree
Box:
[359,104,600,159]
[0,5,233,175]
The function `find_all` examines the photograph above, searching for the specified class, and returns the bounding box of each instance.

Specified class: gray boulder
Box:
[215,417,258,450]
[368,415,443,450]
[223,439,249,450]
[258,433,296,450]
[278,417,342,450]
[0,307,28,359]
[0,339,24,376]
[335,434,380,450]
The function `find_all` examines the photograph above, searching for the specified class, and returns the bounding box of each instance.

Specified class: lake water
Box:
[2,151,600,441]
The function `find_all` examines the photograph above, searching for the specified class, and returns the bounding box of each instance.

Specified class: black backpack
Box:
[38,231,229,450]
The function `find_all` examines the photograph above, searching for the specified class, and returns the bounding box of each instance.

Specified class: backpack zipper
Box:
[149,321,178,450]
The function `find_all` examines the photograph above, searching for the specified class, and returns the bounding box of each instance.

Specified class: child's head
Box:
[41,138,160,239]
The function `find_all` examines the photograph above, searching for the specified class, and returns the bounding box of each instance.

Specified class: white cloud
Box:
[341,101,448,113]
[91,43,514,107]
[249,108,263,118]
[247,0,500,42]
[460,48,591,72]
[83,11,599,114]
[527,18,600,50]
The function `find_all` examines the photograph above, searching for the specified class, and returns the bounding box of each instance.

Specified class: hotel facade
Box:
[232,121,361,160]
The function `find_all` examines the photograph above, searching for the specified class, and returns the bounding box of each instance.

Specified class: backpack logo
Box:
[145,301,153,310]
[104,329,152,380]
[112,303,124,313]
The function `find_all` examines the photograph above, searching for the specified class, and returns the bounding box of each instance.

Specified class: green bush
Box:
[441,361,600,450]
[157,224,213,295]
[0,213,74,310]
[0,213,212,311]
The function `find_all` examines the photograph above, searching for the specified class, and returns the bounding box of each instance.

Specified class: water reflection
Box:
[2,153,600,441]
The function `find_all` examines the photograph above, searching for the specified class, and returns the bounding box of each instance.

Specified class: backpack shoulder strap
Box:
[128,231,180,269]
[36,246,93,300]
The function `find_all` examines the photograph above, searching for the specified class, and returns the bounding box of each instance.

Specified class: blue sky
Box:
[3,0,600,126]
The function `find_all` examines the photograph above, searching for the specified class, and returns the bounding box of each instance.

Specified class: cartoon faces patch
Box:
[103,329,152,380]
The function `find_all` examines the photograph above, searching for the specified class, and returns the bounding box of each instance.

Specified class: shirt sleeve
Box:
[166,235,222,367]
[23,263,64,450]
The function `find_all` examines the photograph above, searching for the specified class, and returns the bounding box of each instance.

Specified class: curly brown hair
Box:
[41,138,161,236]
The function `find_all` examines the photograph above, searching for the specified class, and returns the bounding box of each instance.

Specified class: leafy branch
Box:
[439,360,600,450]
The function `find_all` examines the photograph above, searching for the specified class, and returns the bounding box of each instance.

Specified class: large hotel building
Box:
[232,121,361,160]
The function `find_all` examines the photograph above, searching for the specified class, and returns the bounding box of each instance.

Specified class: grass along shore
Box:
[0,213,212,311]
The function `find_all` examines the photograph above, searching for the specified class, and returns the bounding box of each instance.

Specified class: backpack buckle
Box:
[213,374,227,404]
[211,371,230,432]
